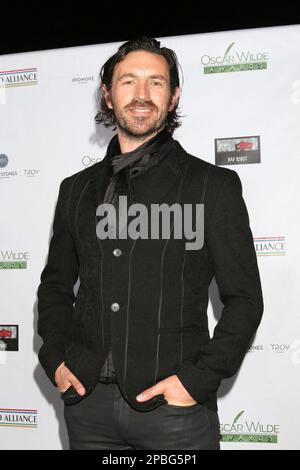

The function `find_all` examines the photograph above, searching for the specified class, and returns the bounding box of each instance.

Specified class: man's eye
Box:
[152,81,162,86]
[123,81,133,85]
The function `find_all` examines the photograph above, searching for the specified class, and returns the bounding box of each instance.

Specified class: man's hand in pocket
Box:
[55,361,86,396]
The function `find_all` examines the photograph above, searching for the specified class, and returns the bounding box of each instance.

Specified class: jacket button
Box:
[113,248,122,257]
[111,302,120,312]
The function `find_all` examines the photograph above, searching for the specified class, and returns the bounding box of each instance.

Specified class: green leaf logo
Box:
[222,42,235,64]
[232,410,245,426]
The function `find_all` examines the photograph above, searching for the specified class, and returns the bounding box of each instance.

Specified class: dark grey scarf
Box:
[103,127,173,210]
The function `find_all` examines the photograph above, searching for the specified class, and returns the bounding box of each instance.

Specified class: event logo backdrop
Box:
[0,24,300,449]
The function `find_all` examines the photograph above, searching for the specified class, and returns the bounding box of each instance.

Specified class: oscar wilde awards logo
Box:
[201,42,269,74]
[82,155,102,167]
[220,410,279,444]
[0,250,29,269]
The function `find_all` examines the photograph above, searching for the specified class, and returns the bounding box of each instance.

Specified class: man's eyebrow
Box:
[117,73,168,82]
[117,73,135,81]
[150,75,168,81]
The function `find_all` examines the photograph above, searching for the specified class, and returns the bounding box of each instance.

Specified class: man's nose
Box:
[134,81,150,101]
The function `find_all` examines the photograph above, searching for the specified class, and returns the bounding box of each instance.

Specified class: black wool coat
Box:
[37,137,263,412]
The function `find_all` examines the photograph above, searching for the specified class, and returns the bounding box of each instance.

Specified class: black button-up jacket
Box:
[37,137,263,412]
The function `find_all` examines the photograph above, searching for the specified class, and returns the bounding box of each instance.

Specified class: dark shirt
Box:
[98,348,117,383]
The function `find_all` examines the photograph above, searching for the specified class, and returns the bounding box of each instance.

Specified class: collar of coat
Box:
[89,134,190,208]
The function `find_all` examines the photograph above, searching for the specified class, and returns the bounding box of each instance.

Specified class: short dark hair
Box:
[94,36,183,134]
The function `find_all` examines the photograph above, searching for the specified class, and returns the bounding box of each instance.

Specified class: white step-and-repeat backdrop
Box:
[1,24,299,450]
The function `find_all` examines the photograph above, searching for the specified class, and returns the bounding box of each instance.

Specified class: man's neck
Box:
[117,127,164,154]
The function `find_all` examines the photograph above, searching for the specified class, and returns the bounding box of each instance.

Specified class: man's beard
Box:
[112,99,171,140]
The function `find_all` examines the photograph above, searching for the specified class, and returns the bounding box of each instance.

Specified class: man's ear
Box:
[102,84,113,110]
[168,86,181,112]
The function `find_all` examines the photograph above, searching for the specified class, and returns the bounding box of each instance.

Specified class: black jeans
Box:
[64,382,221,450]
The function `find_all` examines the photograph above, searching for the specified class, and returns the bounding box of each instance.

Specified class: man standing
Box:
[37,36,263,450]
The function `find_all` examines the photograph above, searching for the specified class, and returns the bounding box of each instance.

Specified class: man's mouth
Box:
[130,108,152,113]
